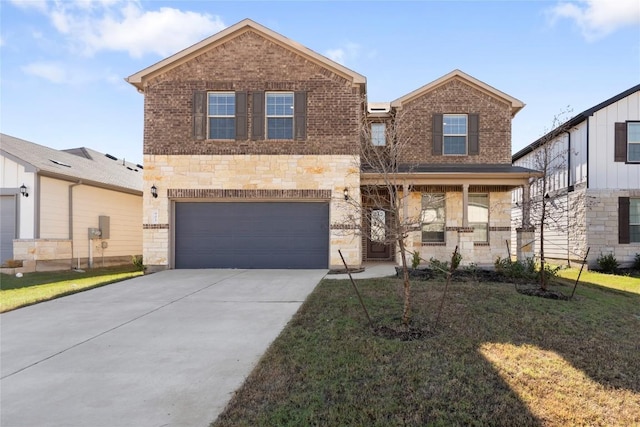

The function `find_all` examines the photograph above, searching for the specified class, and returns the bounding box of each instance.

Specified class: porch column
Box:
[516,227,535,262]
[462,184,469,227]
[522,182,531,228]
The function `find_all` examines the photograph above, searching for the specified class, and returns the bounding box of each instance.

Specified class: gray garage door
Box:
[175,202,329,269]
[0,196,16,264]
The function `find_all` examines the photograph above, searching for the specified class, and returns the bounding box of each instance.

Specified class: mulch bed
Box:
[397,267,571,300]
[373,324,435,341]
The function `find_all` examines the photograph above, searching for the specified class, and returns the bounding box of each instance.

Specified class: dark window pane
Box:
[209,117,235,139]
[444,136,467,154]
[267,118,293,139]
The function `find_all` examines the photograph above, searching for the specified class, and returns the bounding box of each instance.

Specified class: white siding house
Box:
[512,85,640,268]
[0,134,143,271]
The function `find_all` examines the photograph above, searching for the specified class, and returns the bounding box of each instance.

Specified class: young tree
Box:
[521,108,575,290]
[344,103,423,326]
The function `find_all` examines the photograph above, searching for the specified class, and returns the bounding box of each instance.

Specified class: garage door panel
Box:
[175,202,328,269]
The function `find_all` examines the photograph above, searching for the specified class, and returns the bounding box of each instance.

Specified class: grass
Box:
[213,276,640,426]
[557,268,640,294]
[0,266,143,312]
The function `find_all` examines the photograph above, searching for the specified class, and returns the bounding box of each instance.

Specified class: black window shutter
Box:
[619,197,630,244]
[614,122,627,162]
[294,91,307,140]
[468,114,479,155]
[235,91,248,140]
[432,114,443,156]
[193,91,207,140]
[252,91,264,140]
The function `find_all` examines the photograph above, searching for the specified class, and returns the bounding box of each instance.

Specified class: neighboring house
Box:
[126,19,538,271]
[512,84,640,268]
[0,134,143,271]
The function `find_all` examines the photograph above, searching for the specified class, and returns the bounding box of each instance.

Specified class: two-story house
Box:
[127,19,538,272]
[512,84,640,268]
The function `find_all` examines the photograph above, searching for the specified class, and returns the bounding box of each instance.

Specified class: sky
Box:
[1,0,639,165]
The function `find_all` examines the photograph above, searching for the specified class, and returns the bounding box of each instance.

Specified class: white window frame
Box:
[371,122,386,146]
[628,122,640,163]
[266,92,294,140]
[421,193,446,243]
[207,92,235,140]
[443,114,467,155]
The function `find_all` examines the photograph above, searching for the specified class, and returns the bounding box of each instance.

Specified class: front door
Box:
[366,209,391,259]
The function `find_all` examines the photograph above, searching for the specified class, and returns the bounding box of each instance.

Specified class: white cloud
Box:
[548,0,640,40]
[22,62,68,83]
[9,0,49,13]
[14,0,226,58]
[22,61,125,87]
[325,42,361,65]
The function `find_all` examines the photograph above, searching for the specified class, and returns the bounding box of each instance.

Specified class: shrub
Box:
[494,257,537,280]
[633,253,640,271]
[429,258,450,276]
[596,253,619,274]
[411,251,421,269]
[131,255,145,271]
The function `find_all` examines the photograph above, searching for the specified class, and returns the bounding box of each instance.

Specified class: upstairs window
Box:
[371,123,386,146]
[207,92,236,140]
[433,114,479,156]
[422,194,445,243]
[615,121,640,163]
[443,114,467,155]
[266,92,294,139]
[628,122,640,162]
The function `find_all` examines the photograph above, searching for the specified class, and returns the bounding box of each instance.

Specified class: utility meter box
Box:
[98,216,110,239]
[88,228,102,239]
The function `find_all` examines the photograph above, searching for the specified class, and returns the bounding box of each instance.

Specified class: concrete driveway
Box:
[0,269,327,427]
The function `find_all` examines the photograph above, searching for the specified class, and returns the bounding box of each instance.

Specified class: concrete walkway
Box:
[0,269,326,427]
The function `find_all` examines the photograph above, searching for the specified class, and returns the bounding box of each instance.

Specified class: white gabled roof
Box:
[126,18,366,91]
[391,69,525,117]
[0,134,143,194]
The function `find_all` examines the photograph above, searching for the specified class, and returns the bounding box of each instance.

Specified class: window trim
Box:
[443,114,468,156]
[421,193,446,244]
[207,91,236,140]
[265,91,294,140]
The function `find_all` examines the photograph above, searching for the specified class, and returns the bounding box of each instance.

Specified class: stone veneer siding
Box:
[582,188,640,268]
[143,154,361,270]
[403,189,513,267]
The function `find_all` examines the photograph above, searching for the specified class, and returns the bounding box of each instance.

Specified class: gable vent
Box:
[367,102,391,113]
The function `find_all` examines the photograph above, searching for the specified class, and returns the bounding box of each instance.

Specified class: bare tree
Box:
[342,102,424,326]
[522,108,575,290]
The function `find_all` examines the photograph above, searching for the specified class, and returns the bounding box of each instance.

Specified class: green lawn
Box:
[0,266,143,312]
[213,276,640,426]
[558,268,640,294]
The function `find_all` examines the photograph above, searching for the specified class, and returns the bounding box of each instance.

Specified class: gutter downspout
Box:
[69,181,82,269]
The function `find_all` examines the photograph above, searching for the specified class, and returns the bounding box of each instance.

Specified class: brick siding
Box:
[142,30,362,156]
[395,78,513,165]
